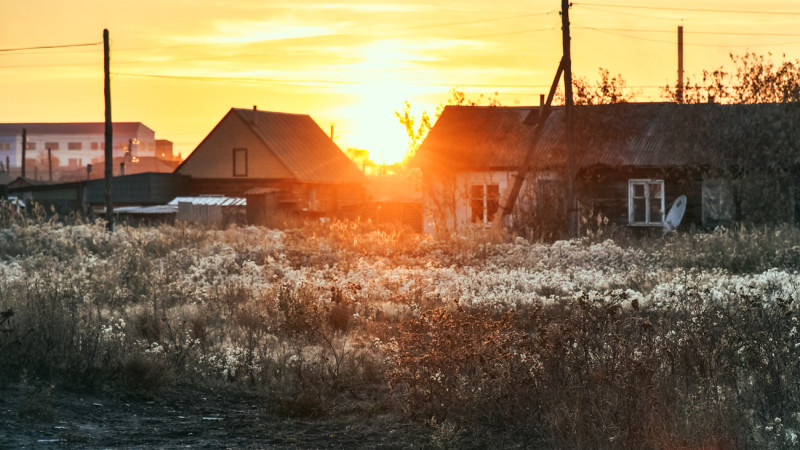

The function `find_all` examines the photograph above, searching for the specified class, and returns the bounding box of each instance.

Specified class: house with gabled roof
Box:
[412,102,800,238]
[175,107,368,219]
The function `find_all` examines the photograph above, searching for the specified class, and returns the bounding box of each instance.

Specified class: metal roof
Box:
[115,205,178,215]
[167,195,246,206]
[232,108,367,184]
[413,102,800,172]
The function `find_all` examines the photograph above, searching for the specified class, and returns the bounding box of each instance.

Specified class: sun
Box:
[338,81,417,165]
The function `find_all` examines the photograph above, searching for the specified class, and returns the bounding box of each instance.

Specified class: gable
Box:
[176,111,293,179]
[177,108,367,184]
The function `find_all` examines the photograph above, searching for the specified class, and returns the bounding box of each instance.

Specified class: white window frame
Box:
[628,179,665,226]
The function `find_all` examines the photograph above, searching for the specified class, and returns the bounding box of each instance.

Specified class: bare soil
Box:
[0,384,432,449]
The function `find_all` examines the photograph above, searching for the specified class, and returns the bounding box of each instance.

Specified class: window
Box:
[45,142,59,150]
[0,142,10,151]
[702,178,735,226]
[470,183,500,224]
[91,142,98,150]
[308,189,317,211]
[628,179,665,225]
[68,142,82,150]
[26,142,36,150]
[233,148,247,177]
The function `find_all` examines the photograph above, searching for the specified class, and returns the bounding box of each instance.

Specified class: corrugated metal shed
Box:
[414,102,800,172]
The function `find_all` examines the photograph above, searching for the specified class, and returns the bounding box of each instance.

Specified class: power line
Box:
[574,2,800,15]
[577,25,800,48]
[574,26,800,38]
[111,72,361,86]
[0,42,102,52]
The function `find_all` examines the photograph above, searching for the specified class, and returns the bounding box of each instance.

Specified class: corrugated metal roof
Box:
[414,102,800,172]
[116,205,178,215]
[0,122,153,136]
[244,187,279,195]
[167,196,246,206]
[231,108,367,184]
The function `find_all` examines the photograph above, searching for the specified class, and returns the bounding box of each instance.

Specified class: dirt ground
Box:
[0,384,433,449]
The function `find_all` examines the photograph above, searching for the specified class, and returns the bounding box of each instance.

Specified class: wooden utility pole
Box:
[21,128,27,179]
[494,0,578,238]
[562,0,578,239]
[104,28,114,232]
[677,25,684,103]
[494,60,564,225]
[47,147,52,181]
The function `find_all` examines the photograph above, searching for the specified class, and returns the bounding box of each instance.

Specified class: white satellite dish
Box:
[663,195,686,232]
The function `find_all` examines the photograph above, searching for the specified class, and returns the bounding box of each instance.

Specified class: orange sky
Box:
[3,1,800,163]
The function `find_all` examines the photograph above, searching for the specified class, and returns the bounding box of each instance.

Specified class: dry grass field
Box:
[1,206,799,448]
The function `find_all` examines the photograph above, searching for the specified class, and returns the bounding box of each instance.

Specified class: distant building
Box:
[0,122,164,181]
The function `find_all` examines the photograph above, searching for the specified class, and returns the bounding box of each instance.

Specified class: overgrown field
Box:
[1,210,799,448]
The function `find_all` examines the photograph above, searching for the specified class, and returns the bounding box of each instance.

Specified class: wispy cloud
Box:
[171,19,340,44]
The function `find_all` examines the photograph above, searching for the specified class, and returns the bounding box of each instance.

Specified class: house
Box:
[412,102,800,237]
[175,107,368,221]
[0,122,173,182]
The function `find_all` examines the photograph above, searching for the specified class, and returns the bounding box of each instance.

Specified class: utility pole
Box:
[21,128,27,179]
[562,0,579,239]
[47,147,52,181]
[677,25,684,103]
[104,28,114,232]
[494,60,564,226]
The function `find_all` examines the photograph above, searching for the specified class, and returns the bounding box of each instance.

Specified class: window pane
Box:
[485,184,500,222]
[633,198,647,223]
[233,148,247,176]
[649,198,662,223]
[649,183,662,199]
[632,183,645,198]
[470,198,484,222]
[471,185,484,200]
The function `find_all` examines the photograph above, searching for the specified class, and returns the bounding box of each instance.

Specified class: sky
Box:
[3,1,800,164]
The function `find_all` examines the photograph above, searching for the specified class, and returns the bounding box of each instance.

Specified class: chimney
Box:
[330,123,335,140]
[253,105,257,111]
[708,95,715,104]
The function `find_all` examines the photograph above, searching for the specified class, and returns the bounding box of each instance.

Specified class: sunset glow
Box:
[4,1,800,163]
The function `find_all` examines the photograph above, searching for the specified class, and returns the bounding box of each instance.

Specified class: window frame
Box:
[628,179,665,226]
[233,148,248,177]
[469,183,500,226]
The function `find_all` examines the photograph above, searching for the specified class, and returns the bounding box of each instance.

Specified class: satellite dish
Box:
[663,195,686,232]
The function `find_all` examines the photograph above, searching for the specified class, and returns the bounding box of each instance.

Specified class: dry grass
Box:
[0,205,798,448]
